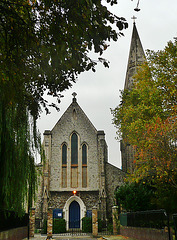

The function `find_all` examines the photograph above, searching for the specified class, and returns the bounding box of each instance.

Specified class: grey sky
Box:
[37,0,177,168]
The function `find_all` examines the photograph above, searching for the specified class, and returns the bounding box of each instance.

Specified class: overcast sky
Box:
[37,0,177,168]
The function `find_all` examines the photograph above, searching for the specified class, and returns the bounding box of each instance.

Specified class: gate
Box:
[97,210,112,235]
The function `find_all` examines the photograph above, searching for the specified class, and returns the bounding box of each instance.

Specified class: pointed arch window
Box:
[62,144,67,188]
[82,144,87,188]
[62,144,67,165]
[71,133,78,188]
[82,144,87,165]
[71,133,78,165]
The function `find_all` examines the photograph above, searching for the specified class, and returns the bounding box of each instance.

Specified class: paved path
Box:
[26,233,135,240]
[27,233,97,239]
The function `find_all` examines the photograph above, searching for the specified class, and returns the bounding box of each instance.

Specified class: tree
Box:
[0,0,128,213]
[1,0,128,114]
[116,182,155,212]
[112,38,177,211]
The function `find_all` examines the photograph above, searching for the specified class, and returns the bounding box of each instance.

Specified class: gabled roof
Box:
[124,22,145,90]
[51,96,98,134]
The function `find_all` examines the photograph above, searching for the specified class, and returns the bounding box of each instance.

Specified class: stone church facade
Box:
[35,94,125,230]
[35,22,144,230]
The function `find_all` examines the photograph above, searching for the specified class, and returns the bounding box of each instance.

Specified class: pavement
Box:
[25,234,134,240]
[25,233,97,240]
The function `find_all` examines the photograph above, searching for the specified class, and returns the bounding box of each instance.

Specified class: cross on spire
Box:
[72,92,77,102]
[72,92,77,98]
[131,15,137,23]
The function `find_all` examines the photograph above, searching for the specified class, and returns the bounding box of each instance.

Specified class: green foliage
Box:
[1,0,128,115]
[112,38,177,212]
[82,217,92,233]
[41,219,47,234]
[0,101,39,214]
[107,222,113,233]
[153,182,177,213]
[116,182,155,212]
[98,218,109,232]
[98,219,103,232]
[53,218,66,234]
[34,229,41,234]
[0,0,128,215]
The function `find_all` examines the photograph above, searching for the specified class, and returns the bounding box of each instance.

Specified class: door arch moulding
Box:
[63,195,86,230]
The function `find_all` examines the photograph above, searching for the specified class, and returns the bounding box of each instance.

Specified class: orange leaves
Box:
[112,39,177,188]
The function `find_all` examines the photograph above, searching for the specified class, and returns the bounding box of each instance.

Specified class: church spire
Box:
[124,22,145,90]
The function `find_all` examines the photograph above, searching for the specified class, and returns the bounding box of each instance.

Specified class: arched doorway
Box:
[63,195,86,230]
[69,201,80,228]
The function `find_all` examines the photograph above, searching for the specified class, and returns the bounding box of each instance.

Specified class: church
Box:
[35,22,145,230]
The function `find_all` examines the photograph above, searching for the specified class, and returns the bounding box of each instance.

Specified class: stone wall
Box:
[49,190,99,210]
[34,97,124,224]
[29,208,35,237]
[120,226,172,240]
[0,227,28,240]
[121,141,135,174]
[92,207,98,236]
[50,100,99,192]
[105,163,125,218]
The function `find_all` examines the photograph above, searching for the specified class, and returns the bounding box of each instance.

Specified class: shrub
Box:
[41,219,47,234]
[82,217,92,233]
[53,218,66,234]
[107,223,113,233]
[98,219,104,232]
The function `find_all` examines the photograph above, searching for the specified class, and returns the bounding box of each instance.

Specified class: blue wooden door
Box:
[69,201,80,228]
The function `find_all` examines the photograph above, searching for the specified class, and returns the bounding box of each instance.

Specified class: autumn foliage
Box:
[112,38,177,210]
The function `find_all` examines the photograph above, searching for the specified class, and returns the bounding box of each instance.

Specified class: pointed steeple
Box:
[124,22,145,90]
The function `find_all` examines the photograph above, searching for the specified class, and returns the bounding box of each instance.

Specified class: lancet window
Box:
[71,133,78,188]
[62,144,67,188]
[82,144,87,188]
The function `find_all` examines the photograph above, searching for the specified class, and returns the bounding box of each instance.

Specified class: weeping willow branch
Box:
[0,98,40,215]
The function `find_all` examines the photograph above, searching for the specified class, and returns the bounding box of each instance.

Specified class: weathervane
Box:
[131,0,141,11]
[134,0,141,11]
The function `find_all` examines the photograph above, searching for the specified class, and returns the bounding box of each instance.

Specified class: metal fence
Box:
[120,209,173,240]
[0,209,28,231]
[97,210,112,235]
[120,209,168,229]
[98,219,112,236]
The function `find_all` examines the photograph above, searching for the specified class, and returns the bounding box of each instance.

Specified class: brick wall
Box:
[0,226,28,240]
[120,226,171,240]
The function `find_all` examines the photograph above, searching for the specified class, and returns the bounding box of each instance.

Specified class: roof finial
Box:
[131,15,137,24]
[72,92,77,102]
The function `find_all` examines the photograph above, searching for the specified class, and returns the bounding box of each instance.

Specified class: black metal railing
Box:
[120,209,173,240]
[120,209,168,229]
[0,209,28,232]
[67,220,86,236]
[97,211,112,236]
